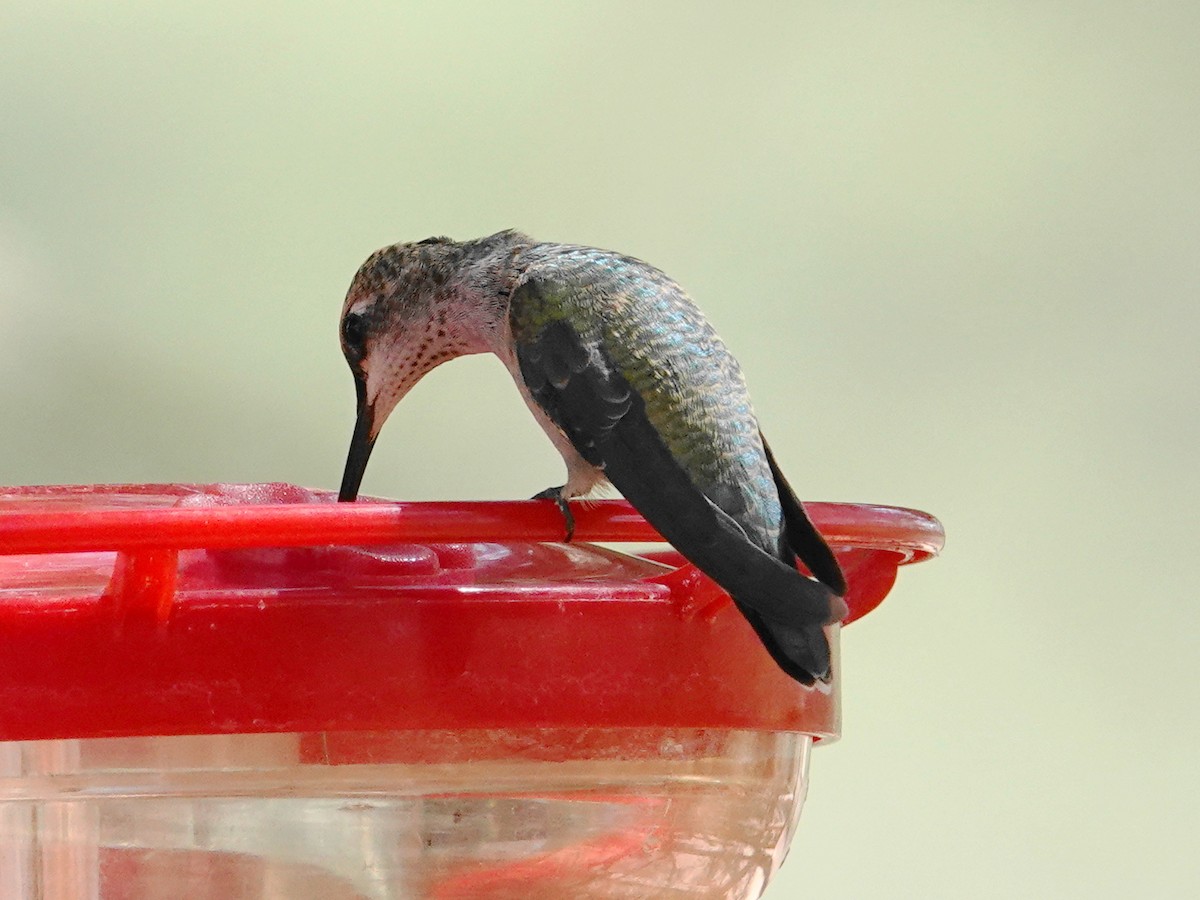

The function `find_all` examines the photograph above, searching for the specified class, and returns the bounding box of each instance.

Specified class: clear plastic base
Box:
[0,729,809,899]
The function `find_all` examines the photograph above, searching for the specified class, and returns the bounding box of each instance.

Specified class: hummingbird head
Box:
[337,232,529,501]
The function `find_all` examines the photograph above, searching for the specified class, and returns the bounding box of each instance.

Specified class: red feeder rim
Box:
[0,484,944,744]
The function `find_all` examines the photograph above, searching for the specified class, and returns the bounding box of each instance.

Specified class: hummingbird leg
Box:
[531,486,575,542]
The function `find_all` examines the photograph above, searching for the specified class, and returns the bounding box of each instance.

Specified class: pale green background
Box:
[2,3,1196,897]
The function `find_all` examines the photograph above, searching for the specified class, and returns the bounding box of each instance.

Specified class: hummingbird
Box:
[337,230,848,684]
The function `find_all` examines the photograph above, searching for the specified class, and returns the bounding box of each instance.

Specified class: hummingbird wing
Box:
[514,311,843,682]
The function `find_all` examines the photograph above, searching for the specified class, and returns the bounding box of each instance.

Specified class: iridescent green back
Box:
[510,244,784,555]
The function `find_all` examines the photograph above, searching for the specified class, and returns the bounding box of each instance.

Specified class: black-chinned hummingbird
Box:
[337,230,847,684]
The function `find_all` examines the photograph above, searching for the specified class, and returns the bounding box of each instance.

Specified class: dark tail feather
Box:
[737,602,833,684]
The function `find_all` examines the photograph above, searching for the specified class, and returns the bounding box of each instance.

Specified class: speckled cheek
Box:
[356,342,414,426]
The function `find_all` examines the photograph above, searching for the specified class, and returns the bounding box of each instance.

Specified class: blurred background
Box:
[2,2,1196,896]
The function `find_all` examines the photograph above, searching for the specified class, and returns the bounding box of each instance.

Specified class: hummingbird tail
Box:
[737,603,835,685]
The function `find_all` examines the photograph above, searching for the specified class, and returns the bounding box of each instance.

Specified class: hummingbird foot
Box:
[531,485,574,542]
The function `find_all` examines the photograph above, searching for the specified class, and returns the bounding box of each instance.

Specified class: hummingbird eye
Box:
[341,312,368,355]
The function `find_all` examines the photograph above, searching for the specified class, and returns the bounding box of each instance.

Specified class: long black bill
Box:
[338,381,377,502]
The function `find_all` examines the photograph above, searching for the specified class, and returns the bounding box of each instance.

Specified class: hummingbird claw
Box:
[531,486,574,542]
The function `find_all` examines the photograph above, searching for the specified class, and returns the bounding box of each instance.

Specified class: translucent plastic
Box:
[0,728,809,900]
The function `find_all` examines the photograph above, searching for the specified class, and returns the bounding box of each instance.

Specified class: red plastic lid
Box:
[0,484,943,742]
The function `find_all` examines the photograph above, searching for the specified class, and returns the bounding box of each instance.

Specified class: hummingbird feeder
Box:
[0,482,941,899]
